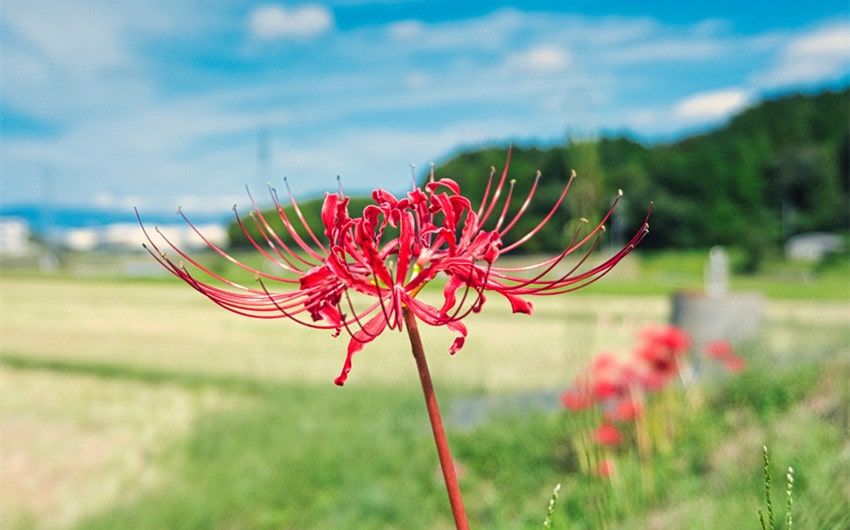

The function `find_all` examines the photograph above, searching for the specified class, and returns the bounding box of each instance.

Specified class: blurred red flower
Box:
[560,376,594,410]
[604,396,644,423]
[596,458,616,477]
[703,340,733,359]
[634,325,690,390]
[595,422,623,446]
[704,340,746,372]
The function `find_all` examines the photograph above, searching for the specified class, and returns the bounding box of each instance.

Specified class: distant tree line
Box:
[229,87,849,268]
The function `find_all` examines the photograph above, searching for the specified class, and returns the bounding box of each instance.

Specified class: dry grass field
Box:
[0,276,675,389]
[1,273,848,528]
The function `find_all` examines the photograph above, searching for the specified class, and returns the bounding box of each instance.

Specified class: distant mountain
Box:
[0,204,230,235]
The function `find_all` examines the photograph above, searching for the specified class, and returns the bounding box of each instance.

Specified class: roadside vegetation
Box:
[1,249,847,528]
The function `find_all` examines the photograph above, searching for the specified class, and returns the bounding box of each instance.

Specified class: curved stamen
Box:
[501,169,576,253]
[282,177,329,254]
[233,207,305,275]
[475,165,496,220]
[265,185,326,263]
[493,179,516,233]
[257,276,344,329]
[498,171,541,239]
[243,185,319,268]
[339,292,384,342]
[445,258,492,322]
[477,146,512,225]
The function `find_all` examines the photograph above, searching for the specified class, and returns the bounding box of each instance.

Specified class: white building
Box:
[785,232,844,261]
[0,217,32,257]
[61,222,229,252]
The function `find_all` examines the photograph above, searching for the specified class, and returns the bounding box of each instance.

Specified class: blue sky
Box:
[1,1,848,215]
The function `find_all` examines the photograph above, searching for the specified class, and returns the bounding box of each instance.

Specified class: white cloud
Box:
[402,71,432,89]
[1,2,133,76]
[507,45,572,73]
[376,8,525,52]
[617,88,753,137]
[0,1,150,120]
[673,89,750,122]
[791,22,850,57]
[2,2,848,212]
[388,19,425,40]
[0,0,213,126]
[247,4,334,40]
[755,21,850,88]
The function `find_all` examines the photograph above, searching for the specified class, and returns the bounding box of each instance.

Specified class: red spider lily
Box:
[637,325,691,356]
[720,355,746,372]
[703,339,733,359]
[139,149,651,385]
[560,376,594,411]
[596,458,616,477]
[595,422,623,446]
[604,396,644,423]
[562,351,646,429]
[704,340,746,372]
[590,352,640,400]
[634,325,690,390]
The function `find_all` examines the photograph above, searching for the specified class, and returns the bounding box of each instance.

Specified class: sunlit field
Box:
[1,251,848,529]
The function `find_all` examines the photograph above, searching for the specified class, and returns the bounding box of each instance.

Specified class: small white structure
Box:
[785,232,844,261]
[58,223,229,251]
[65,228,100,252]
[0,217,32,257]
[704,246,729,298]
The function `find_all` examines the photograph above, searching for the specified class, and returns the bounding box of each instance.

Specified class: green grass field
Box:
[1,251,848,529]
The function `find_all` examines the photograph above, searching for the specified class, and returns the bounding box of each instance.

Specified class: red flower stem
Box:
[403,307,469,530]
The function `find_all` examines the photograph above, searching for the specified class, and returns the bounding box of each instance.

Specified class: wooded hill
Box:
[230,87,849,264]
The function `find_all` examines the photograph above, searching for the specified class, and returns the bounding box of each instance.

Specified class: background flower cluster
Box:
[561,324,746,476]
